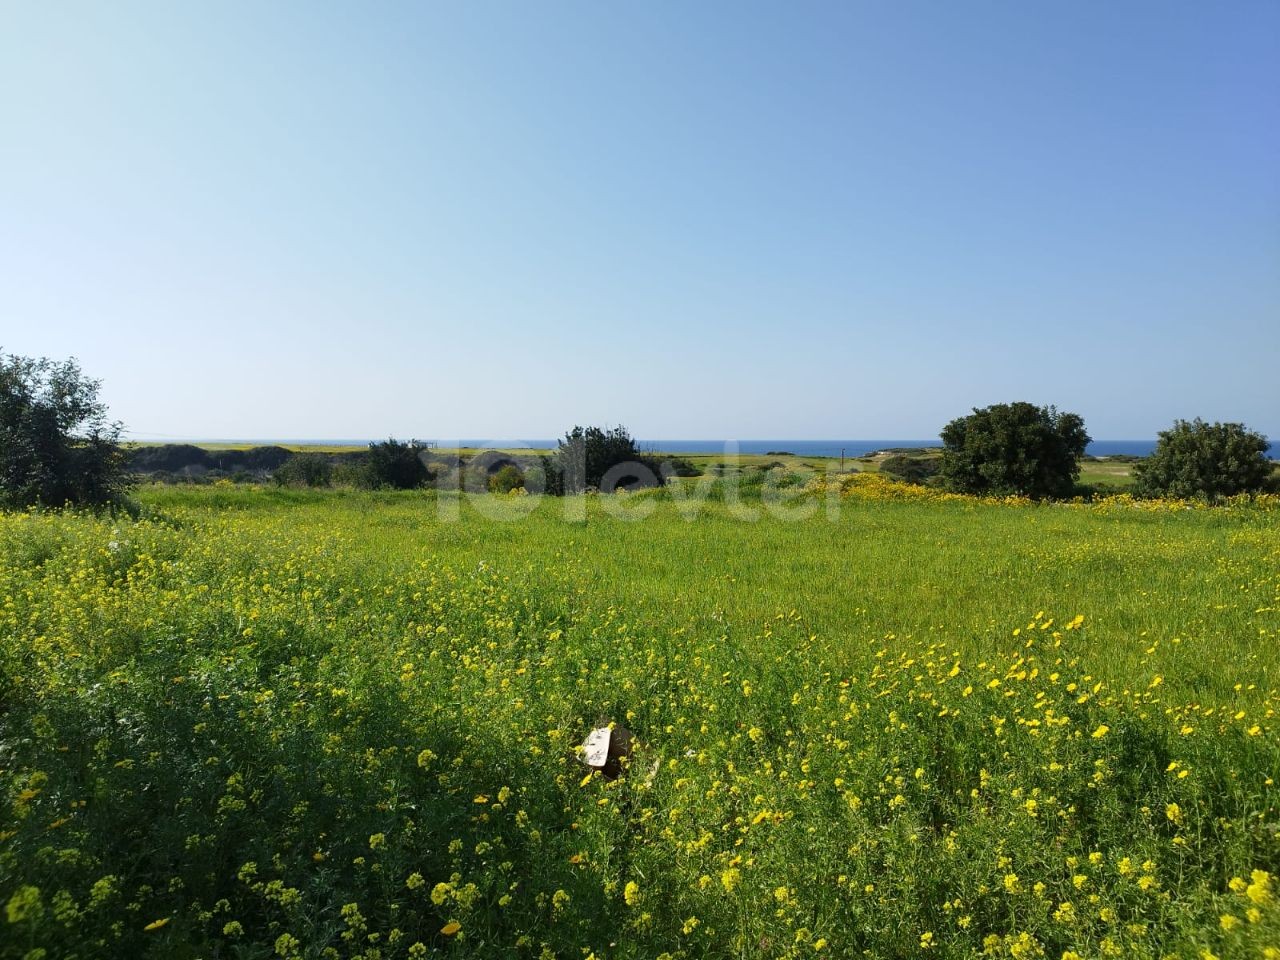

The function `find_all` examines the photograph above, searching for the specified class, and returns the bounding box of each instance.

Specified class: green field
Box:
[133,442,1280,496]
[2,485,1278,959]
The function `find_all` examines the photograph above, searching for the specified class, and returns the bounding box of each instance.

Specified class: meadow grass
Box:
[1,484,1277,959]
[134,483,1273,703]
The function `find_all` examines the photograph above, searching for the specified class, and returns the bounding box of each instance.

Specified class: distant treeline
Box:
[124,442,702,493]
[126,444,366,477]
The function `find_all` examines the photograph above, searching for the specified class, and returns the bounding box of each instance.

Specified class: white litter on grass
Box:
[581,727,613,769]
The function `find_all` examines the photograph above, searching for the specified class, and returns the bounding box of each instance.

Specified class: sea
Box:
[191,439,1276,458]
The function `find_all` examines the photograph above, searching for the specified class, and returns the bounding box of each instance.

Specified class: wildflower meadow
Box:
[2,482,1277,959]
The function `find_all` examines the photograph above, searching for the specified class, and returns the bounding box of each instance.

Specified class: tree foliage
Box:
[938,402,1090,499]
[0,351,129,509]
[548,425,663,494]
[488,464,526,494]
[366,438,430,490]
[880,454,940,486]
[1133,419,1273,500]
[273,453,333,488]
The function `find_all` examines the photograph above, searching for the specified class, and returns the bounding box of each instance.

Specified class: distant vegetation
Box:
[662,456,701,478]
[878,453,941,486]
[488,463,526,494]
[271,452,333,488]
[5,354,1277,513]
[366,438,432,490]
[129,443,294,478]
[542,425,667,495]
[122,431,708,501]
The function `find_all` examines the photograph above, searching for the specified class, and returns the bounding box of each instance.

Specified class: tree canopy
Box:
[938,402,1090,499]
[547,425,663,495]
[366,438,430,489]
[0,351,128,509]
[1133,419,1273,500]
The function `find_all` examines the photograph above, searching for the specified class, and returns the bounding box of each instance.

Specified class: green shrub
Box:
[939,402,1089,499]
[1134,419,1273,500]
[880,454,940,485]
[366,438,430,490]
[489,464,526,493]
[127,444,211,473]
[332,463,374,488]
[547,425,665,494]
[272,454,333,488]
[661,456,701,478]
[128,445,295,477]
[212,445,293,472]
[534,456,564,496]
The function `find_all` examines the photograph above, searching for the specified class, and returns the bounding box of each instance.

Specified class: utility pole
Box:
[841,447,845,472]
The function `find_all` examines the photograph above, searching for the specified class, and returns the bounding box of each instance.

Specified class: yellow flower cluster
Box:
[809,470,1280,511]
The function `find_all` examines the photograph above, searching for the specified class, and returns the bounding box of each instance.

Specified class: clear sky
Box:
[2,2,1277,441]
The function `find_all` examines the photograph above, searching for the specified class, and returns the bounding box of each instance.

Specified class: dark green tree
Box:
[366,438,429,489]
[535,455,565,496]
[0,351,129,509]
[938,402,1090,499]
[1133,419,1273,500]
[549,425,663,494]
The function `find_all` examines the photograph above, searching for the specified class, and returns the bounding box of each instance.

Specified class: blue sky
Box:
[2,1,1277,441]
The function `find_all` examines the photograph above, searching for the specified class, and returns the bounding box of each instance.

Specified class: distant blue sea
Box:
[162,438,1277,458]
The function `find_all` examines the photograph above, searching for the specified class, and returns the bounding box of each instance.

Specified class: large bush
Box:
[214,445,293,472]
[659,455,701,478]
[548,425,664,494]
[128,445,295,476]
[366,438,430,489]
[536,455,565,496]
[273,453,333,488]
[939,402,1090,499]
[466,452,524,494]
[1133,419,1273,500]
[488,464,526,494]
[0,352,129,509]
[332,461,376,489]
[126,444,211,473]
[880,454,940,486]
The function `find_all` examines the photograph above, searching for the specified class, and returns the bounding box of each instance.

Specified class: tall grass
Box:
[1,486,1276,958]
